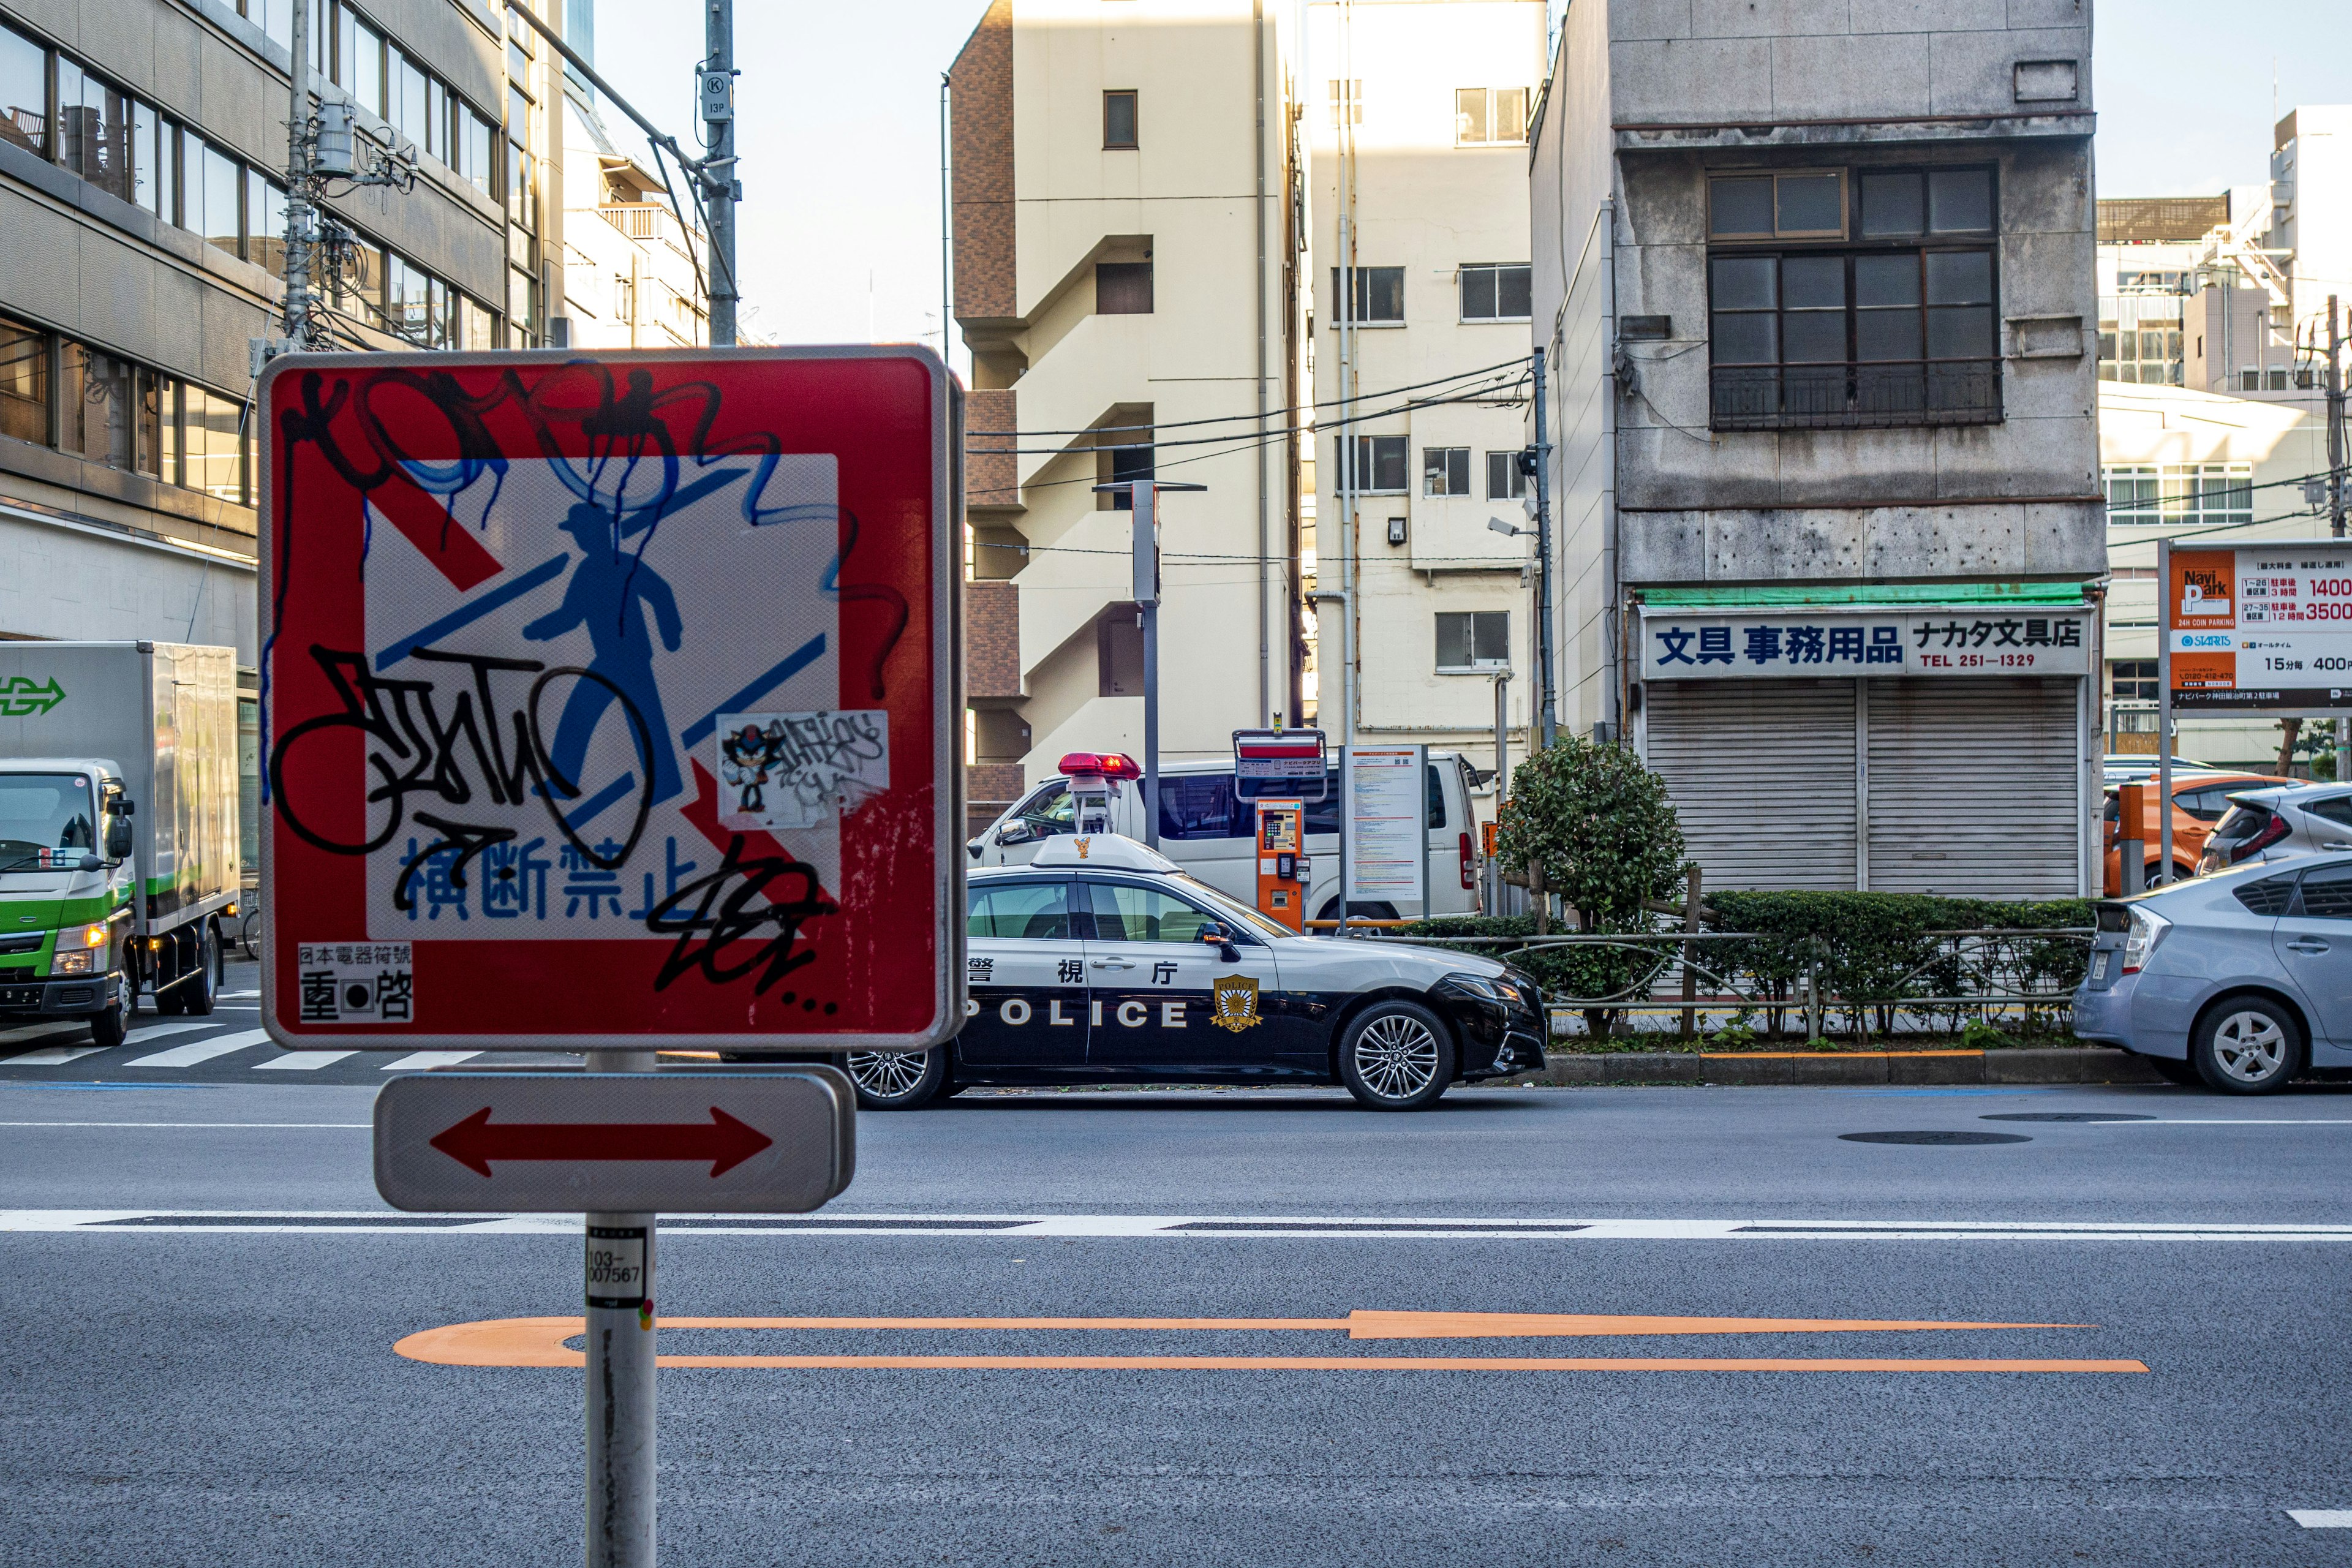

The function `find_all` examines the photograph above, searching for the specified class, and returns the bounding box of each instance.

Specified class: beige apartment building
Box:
[560,87,706,350]
[1305,0,1546,768]
[950,0,1300,830]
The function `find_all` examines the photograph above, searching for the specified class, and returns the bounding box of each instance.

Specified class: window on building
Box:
[2108,660,2158,704]
[2102,463,2252,527]
[2097,306,2184,384]
[391,46,428,148]
[184,135,243,258]
[1454,87,1529,146]
[1422,446,1470,497]
[1436,610,1510,671]
[1103,89,1137,149]
[1329,266,1404,325]
[55,55,135,205]
[1458,263,1531,322]
[1348,434,1408,493]
[246,168,287,277]
[345,15,385,119]
[1327,78,1361,126]
[0,316,48,445]
[184,383,247,503]
[1096,260,1153,314]
[460,292,496,350]
[1708,166,1999,431]
[1486,450,1526,500]
[0,21,46,158]
[240,0,295,53]
[462,107,496,195]
[1102,440,1153,511]
[58,343,139,470]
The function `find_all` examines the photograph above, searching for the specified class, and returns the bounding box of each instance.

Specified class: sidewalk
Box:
[1512,1047,2167,1087]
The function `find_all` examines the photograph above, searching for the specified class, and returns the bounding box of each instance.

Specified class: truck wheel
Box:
[88,976,129,1050]
[179,924,217,1017]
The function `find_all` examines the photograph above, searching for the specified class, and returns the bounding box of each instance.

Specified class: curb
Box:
[1515,1047,2166,1087]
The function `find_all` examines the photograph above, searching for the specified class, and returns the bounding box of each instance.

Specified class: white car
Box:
[969,751,1486,922]
[2198,783,2352,876]
[843,834,1544,1112]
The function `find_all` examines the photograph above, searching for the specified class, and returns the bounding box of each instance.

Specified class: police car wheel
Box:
[1337,1000,1454,1111]
[845,1048,950,1110]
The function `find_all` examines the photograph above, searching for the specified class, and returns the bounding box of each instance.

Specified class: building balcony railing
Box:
[598,203,700,257]
[1709,361,2002,432]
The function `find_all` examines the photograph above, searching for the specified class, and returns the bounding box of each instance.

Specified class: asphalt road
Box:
[4,967,2351,1565]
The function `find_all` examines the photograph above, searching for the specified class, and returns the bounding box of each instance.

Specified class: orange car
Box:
[2101,771,2289,894]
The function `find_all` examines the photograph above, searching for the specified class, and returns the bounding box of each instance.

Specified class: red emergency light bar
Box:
[1060,752,1142,780]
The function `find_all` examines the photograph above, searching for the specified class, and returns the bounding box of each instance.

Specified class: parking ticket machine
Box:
[1254,798,1308,932]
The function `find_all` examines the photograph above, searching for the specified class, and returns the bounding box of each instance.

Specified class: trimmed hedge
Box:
[1401,891,2093,1038]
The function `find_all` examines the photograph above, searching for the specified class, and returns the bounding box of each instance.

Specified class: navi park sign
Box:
[255,346,962,1052]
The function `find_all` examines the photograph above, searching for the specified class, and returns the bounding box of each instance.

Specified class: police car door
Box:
[1080,878,1281,1073]
[960,877,1088,1068]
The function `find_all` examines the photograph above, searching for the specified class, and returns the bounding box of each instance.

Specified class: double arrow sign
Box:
[376,1071,855,1213]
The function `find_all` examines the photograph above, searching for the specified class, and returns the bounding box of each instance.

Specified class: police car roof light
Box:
[1060,752,1142,780]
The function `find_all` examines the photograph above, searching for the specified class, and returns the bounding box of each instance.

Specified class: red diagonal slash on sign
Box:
[429,1107,774,1178]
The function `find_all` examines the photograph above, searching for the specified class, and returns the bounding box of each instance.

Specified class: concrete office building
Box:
[1305,0,1546,774]
[0,0,569,865]
[1530,1,2106,895]
[949,0,1300,833]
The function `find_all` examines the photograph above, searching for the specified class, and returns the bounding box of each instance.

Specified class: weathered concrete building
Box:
[1530,0,2106,895]
[0,0,569,867]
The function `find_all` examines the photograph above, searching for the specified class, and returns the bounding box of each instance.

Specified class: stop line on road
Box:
[4,1209,2350,1242]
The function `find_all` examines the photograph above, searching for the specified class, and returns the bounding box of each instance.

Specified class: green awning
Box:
[1639,582,2090,610]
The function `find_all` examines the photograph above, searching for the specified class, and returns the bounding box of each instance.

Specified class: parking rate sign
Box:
[257,347,961,1049]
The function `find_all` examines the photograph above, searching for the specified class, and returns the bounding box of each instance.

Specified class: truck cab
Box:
[0,761,140,1046]
[969,750,1485,922]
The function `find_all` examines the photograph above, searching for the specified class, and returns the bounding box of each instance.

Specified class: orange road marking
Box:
[394,1313,2137,1374]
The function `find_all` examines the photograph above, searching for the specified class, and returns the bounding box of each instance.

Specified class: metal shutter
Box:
[1647,679,1858,891]
[1865,677,2079,897]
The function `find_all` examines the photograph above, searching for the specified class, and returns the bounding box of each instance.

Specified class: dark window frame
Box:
[1348,433,1408,494]
[1435,609,1510,673]
[1421,445,1471,497]
[1102,88,1137,149]
[1706,164,2001,432]
[1329,266,1405,326]
[1458,263,1531,322]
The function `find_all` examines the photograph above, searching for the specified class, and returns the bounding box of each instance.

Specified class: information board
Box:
[2166,541,2352,714]
[1232,728,1327,801]
[257,347,960,1050]
[1344,745,1428,908]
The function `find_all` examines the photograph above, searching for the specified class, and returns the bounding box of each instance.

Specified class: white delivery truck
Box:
[968,750,1485,921]
[0,643,241,1046]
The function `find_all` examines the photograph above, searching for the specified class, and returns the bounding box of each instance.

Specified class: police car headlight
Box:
[1444,973,1523,1005]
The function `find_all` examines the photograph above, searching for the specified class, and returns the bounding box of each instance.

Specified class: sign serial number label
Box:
[585,1226,648,1308]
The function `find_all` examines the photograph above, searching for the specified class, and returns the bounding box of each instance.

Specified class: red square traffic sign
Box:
[256,347,962,1049]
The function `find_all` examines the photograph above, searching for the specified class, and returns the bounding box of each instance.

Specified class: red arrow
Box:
[428,1107,774,1178]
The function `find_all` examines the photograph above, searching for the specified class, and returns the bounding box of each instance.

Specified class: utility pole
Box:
[940,71,952,368]
[1096,478,1205,849]
[1529,349,1558,750]
[281,0,314,348]
[701,0,739,346]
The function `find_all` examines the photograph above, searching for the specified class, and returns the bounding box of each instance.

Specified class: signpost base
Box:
[586,1050,657,1568]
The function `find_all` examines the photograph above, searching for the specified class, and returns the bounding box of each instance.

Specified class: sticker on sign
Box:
[256,347,962,1051]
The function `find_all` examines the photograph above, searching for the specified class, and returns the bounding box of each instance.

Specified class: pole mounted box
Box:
[254,346,963,1054]
[699,67,734,122]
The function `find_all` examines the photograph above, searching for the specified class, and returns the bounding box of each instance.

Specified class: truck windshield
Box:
[0,773,97,865]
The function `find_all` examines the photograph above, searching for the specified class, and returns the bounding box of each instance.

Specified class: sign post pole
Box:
[584,1052,657,1568]
[2158,535,2173,884]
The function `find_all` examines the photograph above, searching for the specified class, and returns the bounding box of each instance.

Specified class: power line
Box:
[974,368,1528,459]
[985,355,1534,440]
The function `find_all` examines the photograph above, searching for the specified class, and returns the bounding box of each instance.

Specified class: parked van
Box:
[968,752,1484,921]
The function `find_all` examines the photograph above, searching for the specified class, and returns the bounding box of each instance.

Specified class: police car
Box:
[845,833,1545,1111]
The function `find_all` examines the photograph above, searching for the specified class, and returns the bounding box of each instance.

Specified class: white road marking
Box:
[380,1051,481,1071]
[5,1045,108,1066]
[121,1029,274,1068]
[219,991,260,999]
[124,1022,219,1042]
[254,1051,358,1070]
[1,1210,2349,1241]
[2290,1512,2352,1528]
[2138,1120,2352,1126]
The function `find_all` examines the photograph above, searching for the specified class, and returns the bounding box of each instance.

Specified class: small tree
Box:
[1494,736,1689,1035]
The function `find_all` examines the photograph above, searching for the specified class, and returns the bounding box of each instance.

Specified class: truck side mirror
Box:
[104,820,134,861]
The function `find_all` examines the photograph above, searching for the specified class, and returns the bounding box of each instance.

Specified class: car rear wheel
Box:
[2190,997,2303,1095]
[1337,1000,1454,1111]
[845,1048,950,1110]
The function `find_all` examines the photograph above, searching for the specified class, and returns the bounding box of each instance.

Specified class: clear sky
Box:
[587,1,2352,353]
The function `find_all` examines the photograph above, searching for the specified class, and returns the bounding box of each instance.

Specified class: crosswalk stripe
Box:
[381,1051,481,1071]
[124,1021,217,1042]
[123,1029,275,1068]
[7,1045,108,1066]
[255,1050,358,1071]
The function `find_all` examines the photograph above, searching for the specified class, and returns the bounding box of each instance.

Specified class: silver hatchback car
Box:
[2198,783,2352,875]
[2074,852,2352,1093]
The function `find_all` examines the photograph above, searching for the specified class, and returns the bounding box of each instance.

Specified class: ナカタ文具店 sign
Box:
[1638,608,2092,680]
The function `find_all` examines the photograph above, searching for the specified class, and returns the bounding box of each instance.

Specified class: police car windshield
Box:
[1170,873,1294,941]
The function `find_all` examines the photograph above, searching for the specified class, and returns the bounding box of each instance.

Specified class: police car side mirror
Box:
[1198,924,1242,963]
